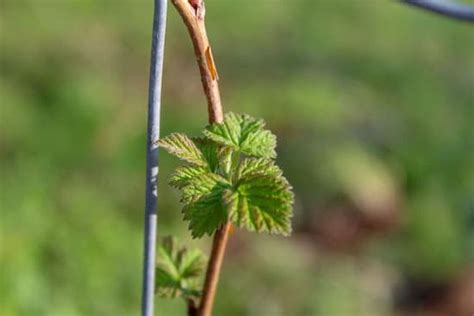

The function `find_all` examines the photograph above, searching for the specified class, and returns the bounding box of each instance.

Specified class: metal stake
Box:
[141,0,167,315]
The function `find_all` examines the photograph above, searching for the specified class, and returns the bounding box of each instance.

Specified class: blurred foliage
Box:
[1,1,473,316]
[155,236,205,300]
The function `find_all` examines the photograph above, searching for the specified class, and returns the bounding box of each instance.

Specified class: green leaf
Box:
[180,173,229,204]
[176,172,230,238]
[168,138,233,190]
[160,112,294,238]
[179,249,206,279]
[155,267,181,298]
[235,157,282,179]
[225,172,294,236]
[155,236,206,299]
[157,133,206,166]
[203,112,276,158]
[183,181,230,238]
[169,165,207,189]
[193,137,234,174]
[192,137,220,172]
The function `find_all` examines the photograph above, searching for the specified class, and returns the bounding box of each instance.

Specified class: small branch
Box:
[171,1,229,315]
[141,1,167,316]
[400,0,474,22]
[171,0,224,124]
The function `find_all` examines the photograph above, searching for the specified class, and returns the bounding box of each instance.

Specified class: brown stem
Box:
[171,0,223,124]
[198,222,231,316]
[171,1,229,315]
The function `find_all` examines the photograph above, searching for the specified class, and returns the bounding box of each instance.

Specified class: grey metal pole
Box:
[401,0,474,22]
[141,0,167,316]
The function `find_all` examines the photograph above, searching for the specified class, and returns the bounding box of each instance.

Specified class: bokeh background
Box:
[1,1,473,315]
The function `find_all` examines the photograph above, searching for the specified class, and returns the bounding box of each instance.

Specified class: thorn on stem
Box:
[205,47,218,81]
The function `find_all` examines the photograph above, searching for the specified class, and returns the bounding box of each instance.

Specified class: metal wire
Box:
[401,0,474,22]
[141,0,167,315]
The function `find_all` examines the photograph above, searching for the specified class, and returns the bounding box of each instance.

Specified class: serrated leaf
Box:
[193,137,233,173]
[225,173,294,236]
[169,165,207,189]
[183,182,230,238]
[155,236,206,299]
[160,112,294,239]
[181,173,229,204]
[240,129,276,158]
[203,112,277,158]
[157,133,206,166]
[235,157,282,179]
[156,267,181,298]
[180,249,206,279]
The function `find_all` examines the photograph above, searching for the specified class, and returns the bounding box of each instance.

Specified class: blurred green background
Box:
[1,1,473,315]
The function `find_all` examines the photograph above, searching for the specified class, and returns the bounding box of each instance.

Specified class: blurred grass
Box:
[1,1,473,315]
